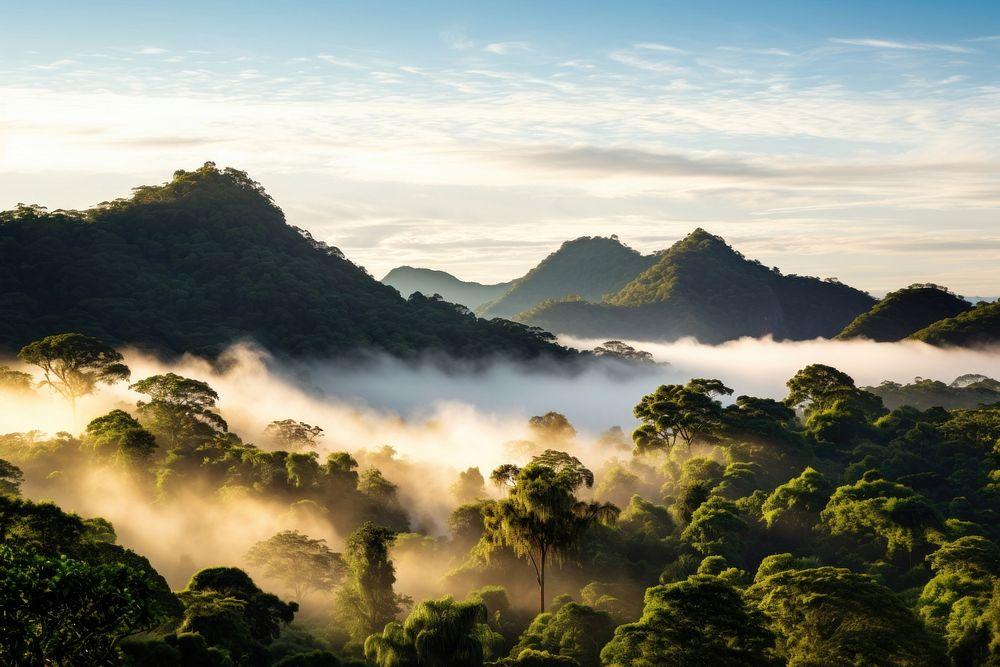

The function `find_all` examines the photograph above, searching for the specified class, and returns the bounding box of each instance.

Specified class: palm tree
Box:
[479,450,619,615]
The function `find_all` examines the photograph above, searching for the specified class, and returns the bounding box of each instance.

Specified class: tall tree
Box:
[0,366,32,393]
[17,333,130,411]
[632,379,733,454]
[264,419,324,451]
[130,373,227,449]
[601,575,780,667]
[364,596,502,667]
[480,451,619,615]
[336,522,408,645]
[245,530,345,603]
[85,409,158,466]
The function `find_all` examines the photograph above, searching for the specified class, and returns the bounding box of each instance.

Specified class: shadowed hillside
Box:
[0,163,571,361]
[522,229,876,343]
[381,266,511,310]
[837,285,972,342]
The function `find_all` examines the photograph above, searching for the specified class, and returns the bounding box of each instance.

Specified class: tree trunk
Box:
[539,548,546,615]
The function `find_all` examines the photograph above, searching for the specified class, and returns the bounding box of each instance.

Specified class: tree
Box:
[265,419,324,451]
[592,341,654,364]
[17,333,130,411]
[245,530,345,603]
[916,536,1000,664]
[180,566,297,662]
[680,496,749,563]
[0,366,32,393]
[632,379,733,454]
[336,522,408,645]
[85,409,157,465]
[480,451,619,615]
[528,413,577,443]
[784,364,882,416]
[130,373,228,449]
[0,459,23,496]
[0,544,169,664]
[761,467,832,534]
[747,566,948,666]
[509,602,614,667]
[600,575,780,667]
[364,596,502,667]
[451,467,487,504]
[820,474,944,563]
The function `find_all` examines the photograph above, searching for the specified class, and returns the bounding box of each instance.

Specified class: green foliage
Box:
[0,365,32,392]
[17,332,129,407]
[365,596,502,667]
[837,284,972,342]
[911,300,1000,347]
[131,372,228,449]
[917,536,1000,664]
[632,379,733,453]
[761,467,832,532]
[868,374,1000,411]
[600,575,780,667]
[0,164,571,360]
[820,475,944,562]
[336,522,407,645]
[523,228,875,343]
[680,497,749,563]
[480,452,619,614]
[246,530,345,603]
[0,458,23,496]
[748,566,948,666]
[509,602,614,667]
[85,409,158,465]
[0,544,170,665]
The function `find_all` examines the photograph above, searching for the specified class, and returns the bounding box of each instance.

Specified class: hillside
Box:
[909,300,1000,347]
[478,236,658,320]
[522,229,876,343]
[381,266,511,310]
[867,374,1000,411]
[836,285,973,342]
[0,163,571,360]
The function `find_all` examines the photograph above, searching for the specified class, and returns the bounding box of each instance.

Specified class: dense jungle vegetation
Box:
[2,333,999,665]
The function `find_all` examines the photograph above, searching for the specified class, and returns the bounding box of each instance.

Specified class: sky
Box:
[2,0,999,294]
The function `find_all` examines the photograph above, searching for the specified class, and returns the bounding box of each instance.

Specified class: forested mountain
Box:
[836,285,973,342]
[381,266,511,310]
[910,300,1000,347]
[0,164,570,360]
[867,374,1000,410]
[521,229,876,343]
[478,236,658,320]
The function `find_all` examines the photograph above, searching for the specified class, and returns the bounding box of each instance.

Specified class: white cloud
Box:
[830,38,973,54]
[484,41,532,55]
[317,53,365,69]
[634,42,686,53]
[137,47,167,55]
[718,46,794,57]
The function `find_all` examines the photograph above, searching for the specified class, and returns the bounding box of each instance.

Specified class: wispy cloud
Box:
[136,47,167,55]
[608,50,684,73]
[634,42,686,53]
[719,46,794,57]
[317,53,365,69]
[830,38,973,54]
[484,41,531,55]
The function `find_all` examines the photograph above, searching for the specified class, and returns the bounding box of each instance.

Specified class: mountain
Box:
[866,374,1000,411]
[381,266,511,310]
[0,163,571,360]
[520,229,876,343]
[836,285,973,342]
[478,236,658,320]
[909,300,1000,347]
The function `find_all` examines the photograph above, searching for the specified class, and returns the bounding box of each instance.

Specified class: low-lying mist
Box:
[3,335,999,606]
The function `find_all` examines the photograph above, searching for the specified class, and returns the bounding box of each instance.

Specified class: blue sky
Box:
[2,1,999,293]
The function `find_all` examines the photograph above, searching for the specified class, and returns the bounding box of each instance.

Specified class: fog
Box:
[3,336,1000,605]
